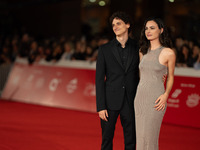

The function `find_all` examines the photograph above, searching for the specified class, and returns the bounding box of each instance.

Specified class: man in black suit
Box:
[96,11,139,150]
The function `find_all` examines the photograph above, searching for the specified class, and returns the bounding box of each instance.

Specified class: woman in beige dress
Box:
[134,18,176,150]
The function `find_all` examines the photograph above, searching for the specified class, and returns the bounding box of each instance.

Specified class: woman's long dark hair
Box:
[140,17,173,55]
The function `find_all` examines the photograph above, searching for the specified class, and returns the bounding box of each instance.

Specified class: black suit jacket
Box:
[96,38,139,112]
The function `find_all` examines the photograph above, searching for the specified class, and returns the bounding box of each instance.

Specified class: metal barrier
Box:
[0,64,13,96]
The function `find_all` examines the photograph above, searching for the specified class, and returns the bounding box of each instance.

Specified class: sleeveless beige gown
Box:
[134,46,167,150]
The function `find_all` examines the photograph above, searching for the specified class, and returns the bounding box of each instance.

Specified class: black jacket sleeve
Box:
[95,46,106,112]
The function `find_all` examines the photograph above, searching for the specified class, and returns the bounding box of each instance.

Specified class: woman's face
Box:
[145,20,163,41]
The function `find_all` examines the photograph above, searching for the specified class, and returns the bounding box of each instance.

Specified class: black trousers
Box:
[100,95,136,150]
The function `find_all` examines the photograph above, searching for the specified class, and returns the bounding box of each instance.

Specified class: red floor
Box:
[0,100,200,150]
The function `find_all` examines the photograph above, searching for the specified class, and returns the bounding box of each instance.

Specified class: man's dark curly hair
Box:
[109,11,133,33]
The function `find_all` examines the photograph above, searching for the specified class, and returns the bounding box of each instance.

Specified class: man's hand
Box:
[98,110,108,121]
[162,74,167,83]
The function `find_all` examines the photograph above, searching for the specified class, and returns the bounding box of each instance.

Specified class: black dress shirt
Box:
[115,38,130,69]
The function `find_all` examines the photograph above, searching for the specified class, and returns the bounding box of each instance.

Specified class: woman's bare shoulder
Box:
[162,47,176,57]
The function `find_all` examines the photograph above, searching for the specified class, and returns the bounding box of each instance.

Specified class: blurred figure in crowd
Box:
[19,33,31,58]
[187,44,200,67]
[44,46,53,62]
[85,45,94,61]
[60,41,74,60]
[28,41,38,64]
[0,46,11,65]
[35,45,46,63]
[89,38,98,52]
[194,50,200,69]
[90,36,109,61]
[51,44,63,62]
[11,37,19,62]
[71,40,86,60]
[188,40,194,50]
[176,44,190,67]
[174,36,184,56]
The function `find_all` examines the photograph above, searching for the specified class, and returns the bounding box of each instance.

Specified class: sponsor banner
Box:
[2,63,96,112]
[163,76,200,128]
[2,62,200,128]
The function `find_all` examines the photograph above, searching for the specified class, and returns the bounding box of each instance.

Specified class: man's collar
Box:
[114,38,130,47]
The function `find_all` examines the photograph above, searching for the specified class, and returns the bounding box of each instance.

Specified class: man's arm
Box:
[96,47,108,121]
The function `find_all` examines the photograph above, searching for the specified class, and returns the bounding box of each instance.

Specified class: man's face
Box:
[112,18,130,36]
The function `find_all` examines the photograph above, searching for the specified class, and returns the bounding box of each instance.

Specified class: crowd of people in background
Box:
[175,37,200,69]
[0,33,200,69]
[0,33,109,65]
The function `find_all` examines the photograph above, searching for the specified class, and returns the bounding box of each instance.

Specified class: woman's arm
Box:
[164,49,176,96]
[155,48,176,111]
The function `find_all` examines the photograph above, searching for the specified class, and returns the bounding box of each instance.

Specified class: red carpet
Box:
[0,100,200,150]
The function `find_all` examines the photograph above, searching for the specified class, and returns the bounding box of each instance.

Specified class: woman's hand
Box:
[154,93,168,111]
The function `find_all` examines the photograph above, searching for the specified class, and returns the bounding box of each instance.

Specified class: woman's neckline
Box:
[149,46,163,51]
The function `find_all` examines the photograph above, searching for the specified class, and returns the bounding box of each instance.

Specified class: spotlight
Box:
[89,0,96,2]
[99,1,106,6]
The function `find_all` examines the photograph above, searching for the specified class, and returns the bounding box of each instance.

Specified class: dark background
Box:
[0,0,199,41]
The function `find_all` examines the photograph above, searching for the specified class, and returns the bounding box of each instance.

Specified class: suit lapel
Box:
[125,42,134,72]
[111,41,124,69]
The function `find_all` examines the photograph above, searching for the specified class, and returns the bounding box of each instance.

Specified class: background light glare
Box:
[99,1,106,6]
